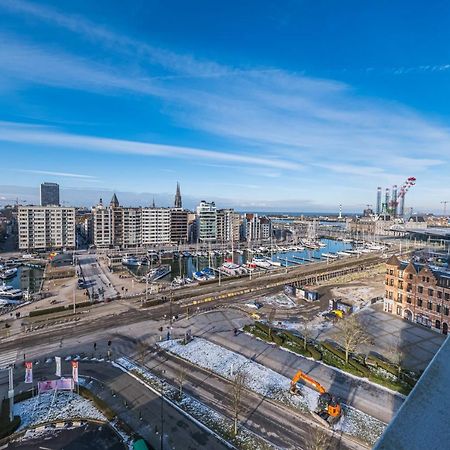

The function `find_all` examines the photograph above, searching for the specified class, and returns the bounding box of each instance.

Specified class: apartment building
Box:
[170,208,188,244]
[141,207,171,245]
[196,201,217,243]
[384,255,450,335]
[91,195,183,248]
[217,209,240,243]
[243,213,272,242]
[18,205,75,251]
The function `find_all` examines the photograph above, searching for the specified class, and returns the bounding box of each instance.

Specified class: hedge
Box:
[284,331,307,348]
[306,344,322,361]
[271,333,284,346]
[321,342,370,376]
[366,354,399,377]
[29,305,66,317]
[254,322,271,335]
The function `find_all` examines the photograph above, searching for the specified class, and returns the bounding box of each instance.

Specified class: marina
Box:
[123,238,369,283]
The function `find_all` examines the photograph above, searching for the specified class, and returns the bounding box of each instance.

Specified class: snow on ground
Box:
[257,292,297,309]
[159,338,318,412]
[331,284,383,304]
[14,391,106,429]
[159,337,386,446]
[115,357,274,450]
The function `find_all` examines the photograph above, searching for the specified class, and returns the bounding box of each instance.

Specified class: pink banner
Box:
[38,378,74,393]
[71,361,79,383]
[24,362,33,384]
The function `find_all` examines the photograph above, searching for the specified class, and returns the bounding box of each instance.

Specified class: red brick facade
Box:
[384,255,450,334]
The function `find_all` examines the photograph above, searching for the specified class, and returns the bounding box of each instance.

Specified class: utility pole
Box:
[160,380,166,450]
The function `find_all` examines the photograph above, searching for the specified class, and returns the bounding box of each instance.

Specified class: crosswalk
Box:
[0,349,17,369]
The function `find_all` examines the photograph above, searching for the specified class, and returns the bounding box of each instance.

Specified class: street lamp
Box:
[160,379,166,450]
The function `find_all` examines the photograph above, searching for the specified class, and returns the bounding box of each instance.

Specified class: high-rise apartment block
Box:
[384,255,450,335]
[91,191,187,248]
[40,182,60,206]
[196,201,217,243]
[243,213,272,242]
[217,209,241,243]
[18,205,75,250]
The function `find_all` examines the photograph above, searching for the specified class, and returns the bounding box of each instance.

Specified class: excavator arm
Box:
[290,370,326,394]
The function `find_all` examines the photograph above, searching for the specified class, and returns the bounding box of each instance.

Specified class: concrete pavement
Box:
[78,254,117,300]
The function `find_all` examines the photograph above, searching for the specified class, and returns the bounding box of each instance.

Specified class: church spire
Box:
[110,193,119,208]
[174,182,182,208]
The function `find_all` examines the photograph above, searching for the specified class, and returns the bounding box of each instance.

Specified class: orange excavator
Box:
[290,370,342,426]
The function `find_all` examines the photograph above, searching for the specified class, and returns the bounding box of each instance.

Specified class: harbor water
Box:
[126,238,353,282]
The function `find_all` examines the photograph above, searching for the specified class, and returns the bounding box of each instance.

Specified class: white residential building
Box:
[18,206,76,251]
[196,201,217,243]
[141,208,172,245]
[217,209,241,243]
[244,213,272,242]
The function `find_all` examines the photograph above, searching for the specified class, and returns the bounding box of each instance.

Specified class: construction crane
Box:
[290,370,342,426]
[441,201,449,216]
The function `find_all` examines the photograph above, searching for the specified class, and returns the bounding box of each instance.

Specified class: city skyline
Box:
[1,1,450,212]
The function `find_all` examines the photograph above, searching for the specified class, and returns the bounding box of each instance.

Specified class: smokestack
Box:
[392,185,398,217]
[376,187,382,215]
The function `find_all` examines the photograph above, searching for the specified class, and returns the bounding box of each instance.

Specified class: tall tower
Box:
[110,193,119,208]
[392,185,398,217]
[376,187,382,215]
[174,182,182,209]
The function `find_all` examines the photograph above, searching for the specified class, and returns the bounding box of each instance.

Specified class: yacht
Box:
[252,257,271,269]
[192,271,208,282]
[122,256,139,267]
[0,268,18,279]
[0,284,23,300]
[147,264,171,281]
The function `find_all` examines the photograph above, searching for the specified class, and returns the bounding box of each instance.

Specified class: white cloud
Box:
[0,122,301,171]
[17,169,98,179]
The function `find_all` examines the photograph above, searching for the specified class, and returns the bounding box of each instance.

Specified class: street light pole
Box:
[160,380,165,450]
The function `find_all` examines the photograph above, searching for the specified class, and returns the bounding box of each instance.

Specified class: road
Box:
[78,254,117,300]
[0,331,363,450]
[0,358,228,450]
[180,311,403,423]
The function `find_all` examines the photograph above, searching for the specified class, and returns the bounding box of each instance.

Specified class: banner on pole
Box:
[24,362,33,383]
[38,378,74,393]
[71,361,79,383]
[55,356,61,377]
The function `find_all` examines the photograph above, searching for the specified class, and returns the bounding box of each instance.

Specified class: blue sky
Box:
[0,0,449,212]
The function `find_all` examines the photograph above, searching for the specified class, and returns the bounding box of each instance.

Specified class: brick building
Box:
[384,255,450,335]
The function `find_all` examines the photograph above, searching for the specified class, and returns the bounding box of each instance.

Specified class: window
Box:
[397,293,403,302]
[418,298,423,307]
[437,304,441,313]
[438,291,443,299]
[390,279,394,286]
[407,283,412,292]
[428,289,434,297]
[422,276,426,282]
[418,286,423,294]
[399,281,403,290]
[389,269,394,275]
[445,307,449,316]
[445,293,450,301]
[407,296,412,304]
[427,277,430,283]
[408,274,413,280]
[427,301,433,311]
[436,320,441,329]
[396,306,402,316]
[385,279,389,285]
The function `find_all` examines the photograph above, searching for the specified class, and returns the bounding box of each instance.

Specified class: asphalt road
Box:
[0,355,229,450]
[78,254,117,300]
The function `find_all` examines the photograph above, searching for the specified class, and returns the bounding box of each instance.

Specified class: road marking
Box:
[0,349,18,369]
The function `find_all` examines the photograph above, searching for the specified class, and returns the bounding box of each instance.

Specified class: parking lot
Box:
[322,305,447,371]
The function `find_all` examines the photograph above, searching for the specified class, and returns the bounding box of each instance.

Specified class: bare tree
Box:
[388,339,406,377]
[298,320,312,351]
[306,427,332,450]
[175,366,187,398]
[231,369,247,436]
[337,315,371,364]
